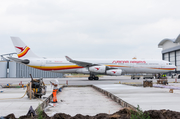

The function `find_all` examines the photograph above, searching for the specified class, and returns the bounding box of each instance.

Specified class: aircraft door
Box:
[41,60,46,67]
[161,62,165,68]
[36,59,45,67]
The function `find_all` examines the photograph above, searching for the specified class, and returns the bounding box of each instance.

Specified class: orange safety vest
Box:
[53,89,58,102]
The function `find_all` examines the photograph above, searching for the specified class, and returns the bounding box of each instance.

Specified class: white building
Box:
[158,34,180,73]
[0,53,64,78]
[0,61,64,78]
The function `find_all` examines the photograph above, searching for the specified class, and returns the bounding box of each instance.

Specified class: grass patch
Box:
[130,105,151,119]
[37,105,43,119]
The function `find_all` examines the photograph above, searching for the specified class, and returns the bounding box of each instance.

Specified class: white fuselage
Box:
[10,37,176,77]
[25,58,176,75]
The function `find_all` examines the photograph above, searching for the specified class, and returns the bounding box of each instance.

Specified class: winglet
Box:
[65,56,73,61]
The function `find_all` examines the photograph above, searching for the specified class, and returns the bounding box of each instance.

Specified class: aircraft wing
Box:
[65,56,97,67]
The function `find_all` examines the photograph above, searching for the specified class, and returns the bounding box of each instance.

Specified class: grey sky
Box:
[0,0,180,59]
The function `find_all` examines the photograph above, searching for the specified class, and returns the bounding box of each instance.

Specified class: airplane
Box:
[8,37,176,80]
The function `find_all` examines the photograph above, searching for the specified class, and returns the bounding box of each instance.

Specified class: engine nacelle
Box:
[76,68,90,74]
[89,66,106,73]
[106,69,122,76]
[21,59,30,64]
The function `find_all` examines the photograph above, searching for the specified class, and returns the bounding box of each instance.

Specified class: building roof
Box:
[158,39,175,47]
[158,34,180,48]
[174,34,180,43]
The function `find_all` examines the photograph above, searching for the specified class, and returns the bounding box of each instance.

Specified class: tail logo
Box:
[16,46,26,52]
[15,46,30,58]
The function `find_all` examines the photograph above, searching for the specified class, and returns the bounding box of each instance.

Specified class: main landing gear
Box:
[88,74,99,80]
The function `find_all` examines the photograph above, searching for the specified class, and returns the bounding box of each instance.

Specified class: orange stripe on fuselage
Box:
[107,65,175,71]
[28,64,175,71]
[17,47,30,58]
[28,65,84,71]
[150,68,176,70]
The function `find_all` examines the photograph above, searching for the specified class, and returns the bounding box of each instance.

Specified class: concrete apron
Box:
[93,84,180,112]
[33,83,180,116]
[38,85,136,113]
[44,85,123,116]
[40,85,145,117]
[92,85,137,110]
[0,85,53,118]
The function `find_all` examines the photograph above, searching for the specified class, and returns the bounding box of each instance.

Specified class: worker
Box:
[50,79,59,103]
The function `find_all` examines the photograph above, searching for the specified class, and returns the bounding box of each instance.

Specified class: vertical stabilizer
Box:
[11,37,39,59]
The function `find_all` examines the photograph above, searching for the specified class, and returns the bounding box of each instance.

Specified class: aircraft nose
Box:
[170,65,176,70]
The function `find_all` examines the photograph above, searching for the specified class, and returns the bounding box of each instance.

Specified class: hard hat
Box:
[54,79,59,84]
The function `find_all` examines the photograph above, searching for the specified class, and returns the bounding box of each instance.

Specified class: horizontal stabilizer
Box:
[8,57,23,62]
[8,57,30,64]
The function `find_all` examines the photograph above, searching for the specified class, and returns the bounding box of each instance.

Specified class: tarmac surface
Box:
[1,76,179,85]
[0,76,180,117]
[94,84,180,112]
[45,87,123,117]
[0,86,54,117]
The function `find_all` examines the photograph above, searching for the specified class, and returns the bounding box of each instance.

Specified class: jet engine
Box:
[106,69,122,76]
[89,66,106,73]
[89,65,122,76]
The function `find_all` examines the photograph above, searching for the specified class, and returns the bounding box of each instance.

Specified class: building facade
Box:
[0,61,64,78]
[158,34,180,73]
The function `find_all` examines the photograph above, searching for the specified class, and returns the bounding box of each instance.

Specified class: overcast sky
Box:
[0,0,180,59]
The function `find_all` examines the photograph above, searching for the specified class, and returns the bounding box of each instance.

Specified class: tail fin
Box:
[11,37,39,59]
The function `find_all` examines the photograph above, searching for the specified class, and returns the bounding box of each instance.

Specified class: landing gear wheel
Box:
[88,77,93,80]
[94,77,99,80]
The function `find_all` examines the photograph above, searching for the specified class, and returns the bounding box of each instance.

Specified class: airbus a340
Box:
[8,37,176,80]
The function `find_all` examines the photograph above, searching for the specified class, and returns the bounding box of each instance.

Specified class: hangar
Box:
[0,53,64,78]
[158,34,180,73]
